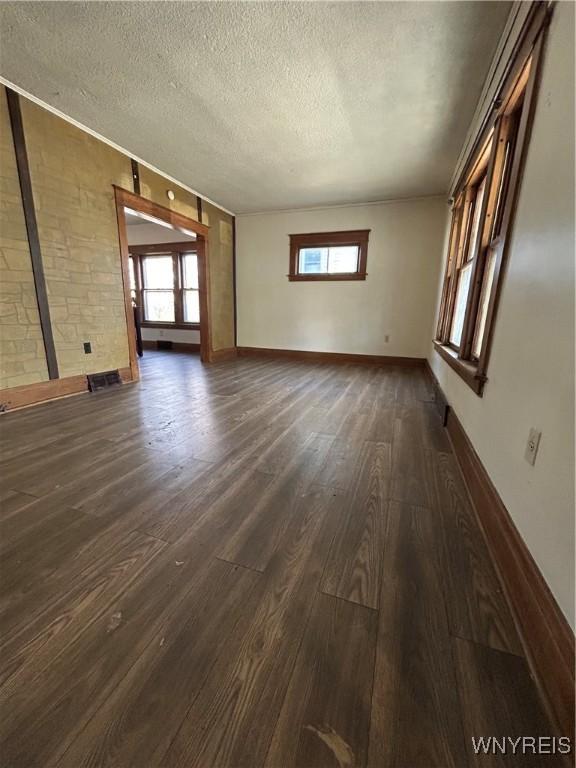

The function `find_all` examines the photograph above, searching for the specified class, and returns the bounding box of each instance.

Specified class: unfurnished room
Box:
[0,1,574,766]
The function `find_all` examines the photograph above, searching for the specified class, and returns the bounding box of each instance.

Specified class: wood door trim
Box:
[114,186,213,365]
[5,87,59,380]
[114,185,210,239]
[425,362,575,737]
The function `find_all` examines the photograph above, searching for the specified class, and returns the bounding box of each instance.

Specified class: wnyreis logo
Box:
[471,736,572,756]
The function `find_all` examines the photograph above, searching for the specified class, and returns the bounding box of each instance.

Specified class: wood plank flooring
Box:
[0,351,567,767]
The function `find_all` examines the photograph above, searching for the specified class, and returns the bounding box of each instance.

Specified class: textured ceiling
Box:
[0,1,510,214]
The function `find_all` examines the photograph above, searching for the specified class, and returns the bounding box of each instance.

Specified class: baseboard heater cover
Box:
[87,370,122,392]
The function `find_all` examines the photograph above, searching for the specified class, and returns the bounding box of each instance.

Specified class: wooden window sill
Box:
[288,272,367,282]
[433,340,486,396]
[141,321,200,331]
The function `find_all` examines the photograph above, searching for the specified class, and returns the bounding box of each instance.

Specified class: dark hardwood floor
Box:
[0,351,566,767]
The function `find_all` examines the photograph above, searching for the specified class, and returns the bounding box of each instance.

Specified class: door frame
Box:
[114,186,212,380]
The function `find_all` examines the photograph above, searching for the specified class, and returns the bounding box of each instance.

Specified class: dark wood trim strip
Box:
[425,362,575,737]
[140,321,200,331]
[238,346,425,367]
[130,159,140,195]
[0,367,133,411]
[5,87,59,380]
[142,340,200,353]
[232,216,237,348]
[196,195,203,224]
[128,242,197,255]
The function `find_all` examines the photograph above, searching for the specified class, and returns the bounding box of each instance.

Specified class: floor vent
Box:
[87,370,122,392]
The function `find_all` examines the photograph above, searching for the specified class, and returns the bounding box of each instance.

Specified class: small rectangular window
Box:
[289,230,370,281]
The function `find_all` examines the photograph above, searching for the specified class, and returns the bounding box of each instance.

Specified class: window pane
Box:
[184,290,200,323]
[450,262,473,347]
[142,256,173,289]
[327,246,359,273]
[183,253,198,289]
[144,290,175,322]
[129,256,136,291]
[299,248,329,274]
[472,249,497,359]
[466,177,487,262]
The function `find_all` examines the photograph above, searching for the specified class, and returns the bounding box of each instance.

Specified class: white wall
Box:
[126,221,196,246]
[236,197,446,358]
[141,326,200,345]
[428,2,575,628]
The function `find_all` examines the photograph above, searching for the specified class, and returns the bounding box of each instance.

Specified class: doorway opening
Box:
[114,187,212,381]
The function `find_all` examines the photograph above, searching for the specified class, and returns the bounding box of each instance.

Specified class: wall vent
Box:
[87,370,122,392]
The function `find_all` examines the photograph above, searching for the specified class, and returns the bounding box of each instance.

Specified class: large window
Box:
[434,7,547,396]
[129,245,200,327]
[288,230,370,281]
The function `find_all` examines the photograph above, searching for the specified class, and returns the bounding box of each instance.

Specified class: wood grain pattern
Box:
[0,351,562,768]
[429,450,523,655]
[369,501,467,768]
[321,440,390,609]
[454,638,571,768]
[265,592,378,768]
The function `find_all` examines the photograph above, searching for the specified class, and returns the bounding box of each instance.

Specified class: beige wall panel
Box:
[0,88,49,389]
[202,200,235,350]
[138,166,198,221]
[21,98,133,378]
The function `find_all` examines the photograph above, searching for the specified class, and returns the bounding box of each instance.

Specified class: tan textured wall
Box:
[138,166,198,221]
[22,98,134,378]
[0,89,48,388]
[1,90,236,387]
[202,201,235,350]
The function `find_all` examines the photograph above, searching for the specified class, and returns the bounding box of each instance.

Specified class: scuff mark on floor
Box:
[304,724,354,767]
[106,611,123,633]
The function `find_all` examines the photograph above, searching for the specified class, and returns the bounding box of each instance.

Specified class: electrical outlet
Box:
[524,428,541,466]
[384,334,390,343]
[83,341,92,354]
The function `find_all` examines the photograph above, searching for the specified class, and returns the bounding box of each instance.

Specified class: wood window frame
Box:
[288,230,370,281]
[128,243,200,330]
[434,2,550,396]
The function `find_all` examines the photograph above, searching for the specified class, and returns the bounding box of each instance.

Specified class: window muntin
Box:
[288,230,370,281]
